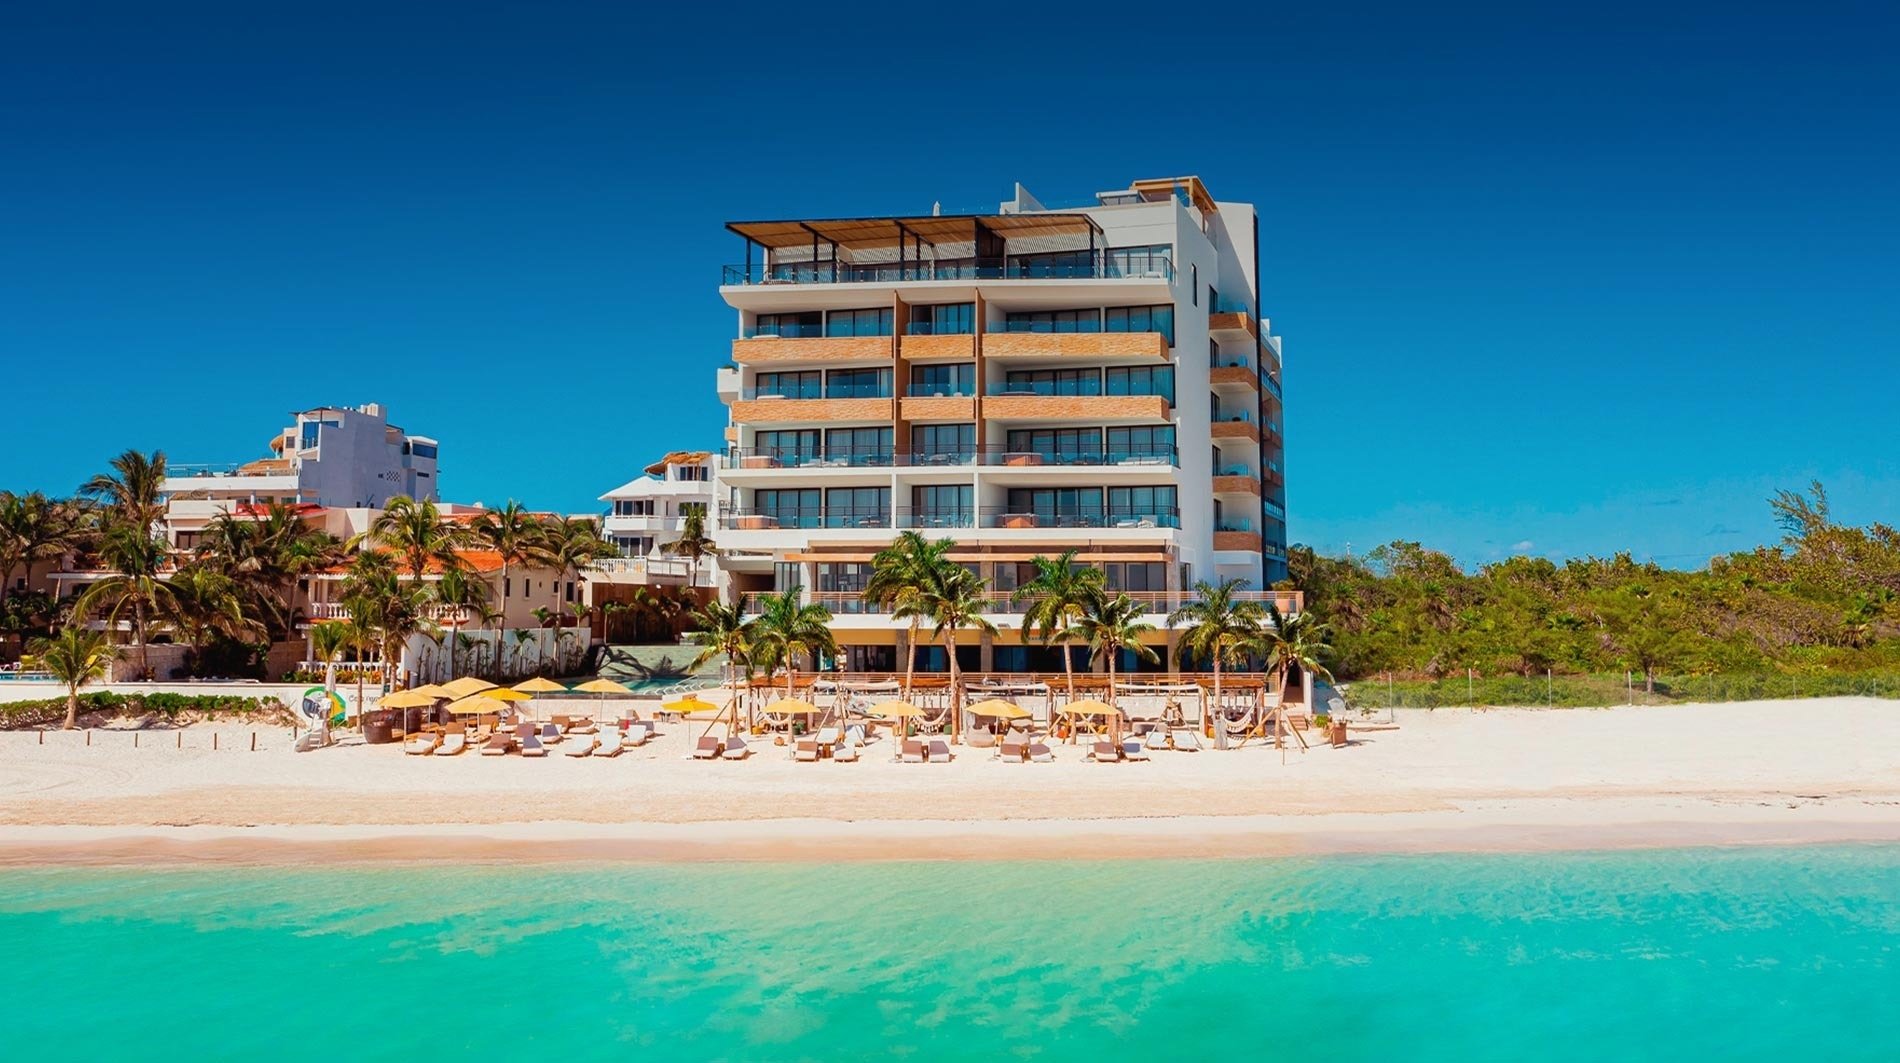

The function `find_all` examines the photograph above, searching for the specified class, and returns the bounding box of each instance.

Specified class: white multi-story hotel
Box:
[591,450,719,588]
[161,403,438,547]
[714,176,1293,673]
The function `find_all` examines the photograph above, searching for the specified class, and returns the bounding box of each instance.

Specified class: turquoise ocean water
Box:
[4,846,1896,1060]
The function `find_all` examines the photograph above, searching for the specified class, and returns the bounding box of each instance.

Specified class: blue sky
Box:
[3,1,1895,568]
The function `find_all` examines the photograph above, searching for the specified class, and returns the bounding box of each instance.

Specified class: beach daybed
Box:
[1028,740,1055,762]
[1144,728,1172,753]
[593,737,624,758]
[622,722,653,748]
[693,736,723,759]
[1173,728,1204,751]
[794,738,821,762]
[927,739,953,763]
[833,736,861,762]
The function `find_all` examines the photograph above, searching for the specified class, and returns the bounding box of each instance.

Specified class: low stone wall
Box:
[0,681,315,706]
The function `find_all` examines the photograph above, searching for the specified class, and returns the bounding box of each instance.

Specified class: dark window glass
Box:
[825,367,891,398]
[824,486,890,528]
[1104,244,1171,277]
[1106,425,1176,462]
[1002,309,1101,334]
[1105,366,1175,403]
[757,489,821,528]
[1009,250,1094,278]
[756,370,822,399]
[910,362,974,396]
[755,429,822,466]
[1005,428,1103,464]
[1001,368,1101,396]
[1104,304,1175,345]
[825,307,894,337]
[824,426,893,465]
[908,302,973,335]
[1006,487,1104,523]
[754,311,823,338]
[910,423,975,464]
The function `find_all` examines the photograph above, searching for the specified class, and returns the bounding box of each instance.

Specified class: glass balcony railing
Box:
[1213,409,1257,425]
[1262,374,1283,400]
[740,385,893,401]
[980,445,1178,468]
[1264,500,1287,520]
[905,382,976,397]
[724,445,1179,469]
[742,323,828,339]
[987,381,1103,397]
[726,447,896,469]
[1209,294,1253,316]
[904,321,975,336]
[979,507,1182,530]
[722,256,1174,286]
[895,509,976,529]
[1216,465,1256,477]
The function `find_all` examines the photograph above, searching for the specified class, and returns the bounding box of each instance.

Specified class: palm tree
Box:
[745,589,836,698]
[197,503,342,643]
[470,501,542,630]
[916,566,996,741]
[74,525,179,680]
[340,549,430,687]
[340,614,377,726]
[1169,578,1265,750]
[351,496,466,583]
[1076,591,1159,712]
[309,620,352,696]
[1013,549,1105,702]
[662,509,718,588]
[166,564,259,667]
[81,449,168,531]
[863,531,958,699]
[428,566,489,680]
[0,491,85,607]
[28,626,114,729]
[536,516,615,606]
[1251,603,1336,747]
[687,597,752,699]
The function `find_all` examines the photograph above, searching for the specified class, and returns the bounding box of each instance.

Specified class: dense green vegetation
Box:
[1286,483,1900,695]
[0,692,291,729]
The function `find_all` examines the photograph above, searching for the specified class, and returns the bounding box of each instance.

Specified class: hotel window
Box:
[756,370,822,399]
[911,423,975,464]
[674,464,710,481]
[1009,250,1093,278]
[1106,425,1176,462]
[825,367,891,398]
[1002,308,1101,334]
[773,562,803,593]
[1191,265,1199,306]
[1105,244,1171,278]
[1105,365,1174,403]
[680,501,706,518]
[612,500,654,517]
[816,562,876,594]
[1107,485,1178,526]
[1006,427,1103,463]
[910,362,974,396]
[754,311,822,338]
[405,442,437,459]
[910,484,973,526]
[1102,562,1168,592]
[825,307,894,337]
[909,302,974,335]
[755,429,821,466]
[1105,304,1175,345]
[1002,368,1101,396]
[298,419,339,449]
[1006,487,1104,524]
[756,489,821,529]
[824,426,893,465]
[824,486,890,528]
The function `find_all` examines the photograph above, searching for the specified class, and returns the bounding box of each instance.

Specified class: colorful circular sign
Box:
[299,686,346,724]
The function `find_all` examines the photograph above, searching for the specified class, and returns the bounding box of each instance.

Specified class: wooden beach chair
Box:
[623,722,653,747]
[693,736,723,759]
[794,738,821,762]
[900,739,926,764]
[563,733,598,757]
[721,735,751,760]
[403,731,441,756]
[436,729,469,756]
[926,739,953,763]
[998,736,1028,762]
[1121,737,1150,762]
[1028,740,1055,763]
[1088,740,1122,763]
[480,732,515,756]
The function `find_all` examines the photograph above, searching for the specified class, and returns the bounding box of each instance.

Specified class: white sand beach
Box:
[1,697,1895,862]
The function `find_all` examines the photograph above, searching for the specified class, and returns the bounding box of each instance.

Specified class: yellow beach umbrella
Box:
[871,700,924,718]
[573,678,631,695]
[664,695,717,716]
[764,697,818,716]
[440,676,497,699]
[967,698,1029,720]
[1061,699,1119,717]
[446,694,512,716]
[482,687,532,702]
[512,677,567,694]
[408,683,450,699]
[379,689,440,709]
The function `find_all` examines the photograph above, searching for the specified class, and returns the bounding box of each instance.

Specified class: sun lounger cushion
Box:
[1122,738,1149,761]
[722,736,749,760]
[999,738,1027,762]
[519,735,547,757]
[480,734,513,756]
[693,736,722,759]
[404,734,438,755]
[1090,741,1120,762]
[1028,741,1054,763]
[593,737,623,757]
[833,741,859,762]
[564,736,596,757]
[1144,728,1171,751]
[1173,728,1203,751]
[901,739,925,763]
[539,723,563,744]
[927,740,952,763]
[795,739,820,762]
[437,733,468,756]
[624,723,652,747]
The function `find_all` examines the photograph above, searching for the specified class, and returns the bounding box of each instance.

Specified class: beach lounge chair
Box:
[1121,737,1150,761]
[927,739,953,763]
[693,736,723,759]
[999,736,1028,762]
[1144,728,1172,753]
[404,731,441,756]
[593,736,624,758]
[833,736,860,762]
[539,722,564,745]
[519,733,547,757]
[722,735,750,760]
[1028,740,1055,763]
[623,722,653,748]
[794,738,820,762]
[1089,741,1121,763]
[900,739,926,763]
[480,732,514,756]
[563,734,598,757]
[437,729,469,756]
[566,716,598,735]
[1173,728,1204,751]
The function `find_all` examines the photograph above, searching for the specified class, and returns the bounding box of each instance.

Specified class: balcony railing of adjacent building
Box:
[722,256,1174,287]
[1209,294,1255,316]
[982,382,1173,401]
[1262,374,1283,400]
[743,383,894,400]
[738,588,1304,618]
[724,444,1180,470]
[1263,500,1287,521]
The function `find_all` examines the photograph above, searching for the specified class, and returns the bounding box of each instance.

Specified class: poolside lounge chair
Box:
[1089,741,1121,763]
[693,736,723,759]
[479,732,514,756]
[722,735,750,760]
[437,729,469,756]
[539,722,564,745]
[404,731,441,755]
[999,736,1028,762]
[1028,740,1055,763]
[519,733,548,757]
[563,734,598,757]
[794,738,820,762]
[623,722,653,748]
[927,739,953,763]
[900,739,926,763]
[1121,737,1150,761]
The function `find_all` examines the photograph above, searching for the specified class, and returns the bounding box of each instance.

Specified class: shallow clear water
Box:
[4,846,1896,1060]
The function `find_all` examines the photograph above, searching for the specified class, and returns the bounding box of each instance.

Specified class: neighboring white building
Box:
[589,450,718,588]
[161,403,438,548]
[713,176,1295,673]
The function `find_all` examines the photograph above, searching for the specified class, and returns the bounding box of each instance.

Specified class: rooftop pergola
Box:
[726,212,1105,273]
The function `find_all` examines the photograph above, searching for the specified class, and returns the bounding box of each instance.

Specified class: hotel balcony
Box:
[1208,351,1260,392]
[898,331,975,360]
[732,328,893,366]
[1264,459,1285,485]
[980,329,1169,362]
[1211,474,1261,496]
[981,387,1171,423]
[1210,413,1261,444]
[1207,295,1259,340]
[743,588,1304,624]
[721,444,1179,473]
[899,394,976,421]
[1213,529,1264,552]
[716,505,1182,533]
[720,257,1175,287]
[730,386,894,425]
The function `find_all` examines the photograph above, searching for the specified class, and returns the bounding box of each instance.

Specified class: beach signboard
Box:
[300,687,346,727]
